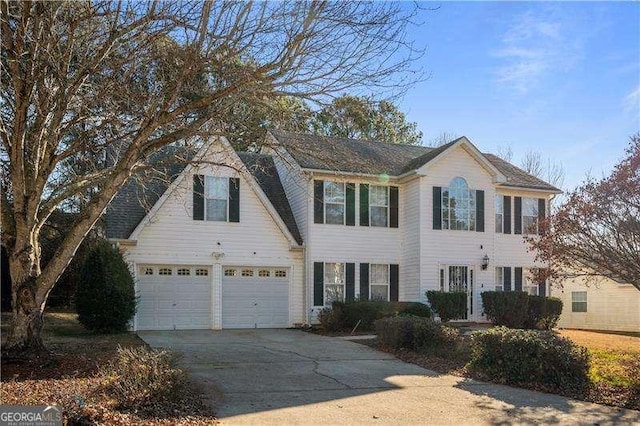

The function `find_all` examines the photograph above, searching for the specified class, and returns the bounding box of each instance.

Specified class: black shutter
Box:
[389,186,399,228]
[514,197,522,235]
[229,177,240,223]
[346,183,356,226]
[538,280,546,297]
[538,198,546,235]
[313,262,324,306]
[359,263,369,301]
[346,263,355,302]
[503,196,512,234]
[433,186,442,230]
[314,180,324,224]
[476,190,484,232]
[390,264,399,302]
[360,184,369,226]
[504,267,512,291]
[193,174,204,221]
[514,267,523,292]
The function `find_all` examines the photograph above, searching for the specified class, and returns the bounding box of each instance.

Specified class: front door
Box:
[448,265,475,321]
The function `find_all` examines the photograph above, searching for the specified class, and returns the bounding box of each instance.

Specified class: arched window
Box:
[442,177,476,231]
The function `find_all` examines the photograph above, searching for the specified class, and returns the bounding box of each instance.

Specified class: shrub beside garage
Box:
[318,300,432,332]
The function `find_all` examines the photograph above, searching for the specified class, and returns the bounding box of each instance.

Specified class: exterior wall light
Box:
[481,254,490,270]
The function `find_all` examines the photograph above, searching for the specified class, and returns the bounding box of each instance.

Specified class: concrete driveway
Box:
[139,329,640,425]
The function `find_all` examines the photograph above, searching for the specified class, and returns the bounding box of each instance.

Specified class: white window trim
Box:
[571,291,588,312]
[495,267,504,290]
[442,177,476,232]
[521,197,539,235]
[495,195,503,233]
[370,264,390,301]
[324,262,345,305]
[205,176,229,222]
[369,185,389,228]
[323,181,346,225]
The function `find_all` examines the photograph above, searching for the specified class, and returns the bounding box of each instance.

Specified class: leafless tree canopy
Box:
[0,0,424,352]
[520,150,565,189]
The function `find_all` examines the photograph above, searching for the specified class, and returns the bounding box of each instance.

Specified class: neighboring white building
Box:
[551,276,640,333]
[106,131,562,330]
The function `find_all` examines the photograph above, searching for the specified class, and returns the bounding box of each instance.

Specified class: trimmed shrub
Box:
[396,302,432,318]
[426,291,467,322]
[481,291,529,328]
[319,301,432,332]
[375,316,459,352]
[525,296,563,330]
[99,346,186,411]
[76,240,137,333]
[468,327,590,392]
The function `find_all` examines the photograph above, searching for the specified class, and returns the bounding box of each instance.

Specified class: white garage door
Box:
[136,265,211,330]
[222,267,289,328]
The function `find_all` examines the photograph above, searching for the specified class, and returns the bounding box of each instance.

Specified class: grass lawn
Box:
[1,310,217,425]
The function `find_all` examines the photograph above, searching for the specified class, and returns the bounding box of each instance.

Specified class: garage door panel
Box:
[222,267,289,329]
[136,265,212,330]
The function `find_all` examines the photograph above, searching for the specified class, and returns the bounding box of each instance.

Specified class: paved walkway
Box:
[139,329,640,425]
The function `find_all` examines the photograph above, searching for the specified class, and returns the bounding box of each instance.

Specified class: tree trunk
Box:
[3,242,48,357]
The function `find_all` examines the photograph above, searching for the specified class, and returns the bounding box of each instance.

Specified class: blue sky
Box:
[399,2,639,190]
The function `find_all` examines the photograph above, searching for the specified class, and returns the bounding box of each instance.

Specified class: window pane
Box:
[325,203,344,224]
[324,263,344,284]
[325,284,344,304]
[370,284,389,301]
[523,198,538,216]
[370,206,388,227]
[324,182,345,203]
[495,267,503,285]
[370,186,388,206]
[206,199,227,221]
[495,196,503,233]
[370,264,389,284]
[206,176,228,199]
[522,215,536,233]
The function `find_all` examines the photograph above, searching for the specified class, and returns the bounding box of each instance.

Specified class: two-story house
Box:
[106,130,561,330]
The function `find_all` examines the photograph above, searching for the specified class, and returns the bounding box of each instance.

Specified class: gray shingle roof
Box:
[270,130,560,192]
[105,148,304,244]
[236,152,303,245]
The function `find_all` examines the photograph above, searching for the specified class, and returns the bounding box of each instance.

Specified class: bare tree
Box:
[428,131,459,147]
[520,151,564,189]
[0,1,424,354]
[527,135,640,291]
[495,145,513,162]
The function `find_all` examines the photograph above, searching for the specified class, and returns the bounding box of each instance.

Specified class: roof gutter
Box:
[302,168,402,182]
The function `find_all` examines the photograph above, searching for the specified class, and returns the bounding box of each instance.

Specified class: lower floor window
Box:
[572,291,587,312]
[324,262,345,304]
[370,264,389,301]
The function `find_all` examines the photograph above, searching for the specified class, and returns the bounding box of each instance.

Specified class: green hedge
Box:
[375,316,459,352]
[468,327,589,392]
[425,291,467,322]
[318,300,431,332]
[526,296,563,330]
[481,292,563,329]
[481,291,529,328]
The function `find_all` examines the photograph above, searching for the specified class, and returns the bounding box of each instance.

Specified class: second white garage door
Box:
[222,266,289,328]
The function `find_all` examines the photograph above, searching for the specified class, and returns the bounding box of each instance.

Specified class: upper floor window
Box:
[369,186,389,227]
[324,182,345,225]
[495,195,503,233]
[442,177,476,231]
[205,176,228,222]
[324,262,345,304]
[522,198,539,234]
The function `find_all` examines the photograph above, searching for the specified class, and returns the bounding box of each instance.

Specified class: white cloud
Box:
[623,84,640,114]
[492,8,583,95]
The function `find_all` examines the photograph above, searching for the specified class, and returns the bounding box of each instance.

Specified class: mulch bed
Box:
[1,349,217,425]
